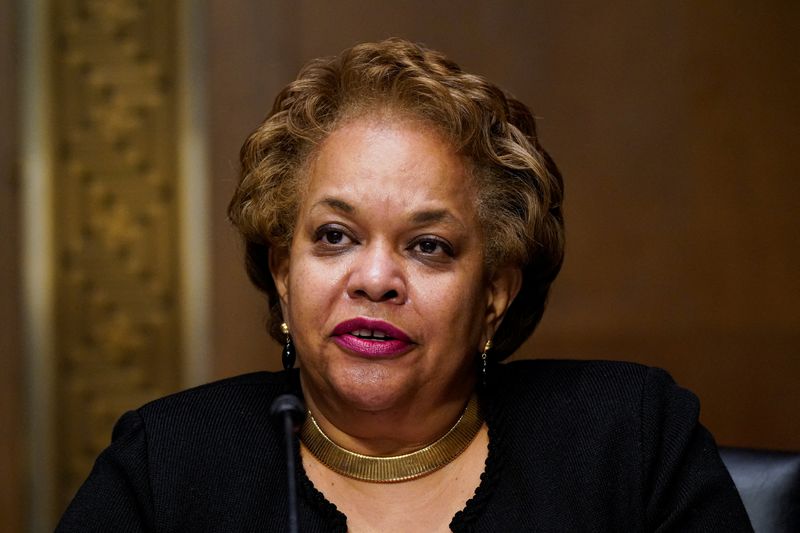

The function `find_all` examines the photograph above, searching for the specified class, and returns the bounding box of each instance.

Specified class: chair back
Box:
[719,447,800,533]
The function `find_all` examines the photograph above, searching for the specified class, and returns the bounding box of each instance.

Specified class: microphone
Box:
[270,394,307,533]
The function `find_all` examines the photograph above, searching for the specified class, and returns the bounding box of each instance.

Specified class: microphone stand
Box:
[270,394,306,533]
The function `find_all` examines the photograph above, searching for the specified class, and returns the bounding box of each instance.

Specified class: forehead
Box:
[301,117,477,215]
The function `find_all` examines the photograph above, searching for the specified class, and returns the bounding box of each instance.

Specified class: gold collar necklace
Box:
[300,394,484,483]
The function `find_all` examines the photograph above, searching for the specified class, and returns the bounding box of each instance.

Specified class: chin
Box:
[330,364,416,413]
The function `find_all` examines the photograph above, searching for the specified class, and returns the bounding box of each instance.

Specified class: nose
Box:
[346,241,406,304]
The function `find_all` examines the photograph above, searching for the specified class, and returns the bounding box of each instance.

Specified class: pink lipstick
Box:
[331,318,413,357]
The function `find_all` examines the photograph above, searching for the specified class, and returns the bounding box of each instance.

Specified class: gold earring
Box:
[281,322,295,370]
[481,339,492,386]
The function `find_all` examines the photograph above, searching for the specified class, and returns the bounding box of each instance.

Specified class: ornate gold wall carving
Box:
[51,0,181,510]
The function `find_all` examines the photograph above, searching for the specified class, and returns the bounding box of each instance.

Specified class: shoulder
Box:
[496,357,650,383]
[136,370,284,419]
[481,360,751,530]
[494,358,688,406]
[489,359,700,452]
[61,372,299,530]
[143,370,285,407]
[107,370,292,477]
[124,370,289,445]
[108,371,293,526]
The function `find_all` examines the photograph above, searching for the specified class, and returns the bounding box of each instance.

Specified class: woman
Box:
[59,39,751,531]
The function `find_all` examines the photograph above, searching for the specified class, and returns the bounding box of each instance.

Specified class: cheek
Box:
[411,266,488,337]
[286,253,347,333]
[288,268,323,324]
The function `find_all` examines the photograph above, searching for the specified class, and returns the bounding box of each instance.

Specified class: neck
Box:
[300,378,476,456]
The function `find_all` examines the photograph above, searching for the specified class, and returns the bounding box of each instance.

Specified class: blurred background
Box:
[1,0,798,531]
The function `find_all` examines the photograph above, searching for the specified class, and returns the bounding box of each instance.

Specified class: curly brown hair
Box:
[228,38,564,361]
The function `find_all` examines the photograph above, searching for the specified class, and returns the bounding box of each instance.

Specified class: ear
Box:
[482,265,522,347]
[268,245,291,314]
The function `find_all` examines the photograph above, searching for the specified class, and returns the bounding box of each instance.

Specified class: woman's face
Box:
[271,117,519,414]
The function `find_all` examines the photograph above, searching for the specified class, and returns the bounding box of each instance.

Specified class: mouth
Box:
[331,318,413,357]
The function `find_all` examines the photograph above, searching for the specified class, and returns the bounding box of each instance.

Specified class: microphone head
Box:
[270,393,307,428]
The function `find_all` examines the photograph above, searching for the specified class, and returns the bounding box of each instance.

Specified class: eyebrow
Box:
[410,209,459,226]
[311,197,465,229]
[312,197,355,213]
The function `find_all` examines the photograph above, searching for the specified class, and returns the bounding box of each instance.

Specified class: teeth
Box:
[350,329,390,340]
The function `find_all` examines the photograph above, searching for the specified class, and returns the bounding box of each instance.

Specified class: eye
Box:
[313,224,356,249]
[322,229,345,244]
[410,237,454,258]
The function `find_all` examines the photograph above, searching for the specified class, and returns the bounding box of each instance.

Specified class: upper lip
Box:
[332,317,412,343]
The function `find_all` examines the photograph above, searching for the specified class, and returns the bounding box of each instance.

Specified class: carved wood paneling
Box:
[51,0,182,511]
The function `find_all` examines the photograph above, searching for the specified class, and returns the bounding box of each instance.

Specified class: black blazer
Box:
[58,360,752,532]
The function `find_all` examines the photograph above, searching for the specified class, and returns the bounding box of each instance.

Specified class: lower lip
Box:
[333,334,412,357]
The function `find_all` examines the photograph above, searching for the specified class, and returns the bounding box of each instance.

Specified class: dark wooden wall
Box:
[0,0,24,530]
[207,1,799,450]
